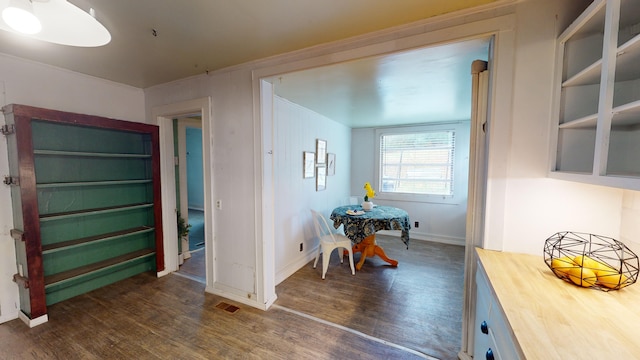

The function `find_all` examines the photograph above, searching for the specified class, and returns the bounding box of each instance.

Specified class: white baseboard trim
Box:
[157,268,172,277]
[377,230,465,246]
[204,283,275,311]
[275,247,318,285]
[0,312,18,325]
[18,311,48,328]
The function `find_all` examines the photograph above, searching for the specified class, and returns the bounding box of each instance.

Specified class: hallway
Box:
[187,209,205,251]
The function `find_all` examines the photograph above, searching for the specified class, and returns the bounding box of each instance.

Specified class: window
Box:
[379,130,455,196]
[374,123,468,203]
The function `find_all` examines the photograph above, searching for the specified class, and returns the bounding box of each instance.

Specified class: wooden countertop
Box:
[476,248,640,360]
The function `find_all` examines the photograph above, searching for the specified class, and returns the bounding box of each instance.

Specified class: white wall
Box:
[491,0,625,254]
[273,96,351,283]
[0,56,145,122]
[0,54,145,324]
[145,71,259,301]
[145,0,618,308]
[351,123,470,245]
[621,189,640,257]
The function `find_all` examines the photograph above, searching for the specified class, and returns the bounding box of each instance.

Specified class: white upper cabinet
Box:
[551,0,640,190]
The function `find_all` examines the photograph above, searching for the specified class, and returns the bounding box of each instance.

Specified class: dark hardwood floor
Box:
[275,235,465,360]
[0,235,464,360]
[177,247,205,282]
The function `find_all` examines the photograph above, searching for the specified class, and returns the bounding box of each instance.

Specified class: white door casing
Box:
[152,98,214,291]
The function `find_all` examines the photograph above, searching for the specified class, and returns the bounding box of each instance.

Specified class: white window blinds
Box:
[379,130,455,196]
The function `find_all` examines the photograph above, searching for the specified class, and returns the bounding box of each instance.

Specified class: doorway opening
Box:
[176,116,206,282]
[263,37,490,274]
[152,97,213,289]
[255,33,498,358]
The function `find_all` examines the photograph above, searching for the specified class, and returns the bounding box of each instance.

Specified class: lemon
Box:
[551,256,577,277]
[573,255,610,272]
[597,269,629,289]
[567,266,597,287]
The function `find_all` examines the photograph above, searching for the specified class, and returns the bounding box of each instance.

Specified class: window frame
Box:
[374,122,469,205]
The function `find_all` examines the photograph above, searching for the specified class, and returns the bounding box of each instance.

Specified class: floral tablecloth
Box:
[330,205,410,247]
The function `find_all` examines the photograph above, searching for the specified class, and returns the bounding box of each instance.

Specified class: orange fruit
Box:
[551,256,577,277]
[573,255,610,272]
[567,266,597,287]
[597,269,629,289]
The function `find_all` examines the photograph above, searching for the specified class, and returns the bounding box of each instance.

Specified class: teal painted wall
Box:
[186,127,204,210]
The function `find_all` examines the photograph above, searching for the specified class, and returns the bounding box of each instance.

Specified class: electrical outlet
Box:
[299,243,303,252]
[216,200,222,209]
[414,221,419,228]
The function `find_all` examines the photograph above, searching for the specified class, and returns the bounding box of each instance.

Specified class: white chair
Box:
[310,209,355,279]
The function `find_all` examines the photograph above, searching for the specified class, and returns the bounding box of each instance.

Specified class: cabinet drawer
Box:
[474,261,522,360]
[488,302,520,360]
[474,267,493,358]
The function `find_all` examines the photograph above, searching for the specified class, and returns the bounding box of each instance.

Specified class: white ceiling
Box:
[0,0,498,127]
[271,38,490,128]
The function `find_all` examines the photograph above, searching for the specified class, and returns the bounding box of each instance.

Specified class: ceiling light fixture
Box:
[2,0,41,34]
[0,0,111,47]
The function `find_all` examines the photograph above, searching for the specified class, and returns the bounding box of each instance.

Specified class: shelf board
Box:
[612,99,640,128]
[39,203,154,222]
[42,226,154,254]
[36,179,152,189]
[563,59,602,87]
[559,113,598,129]
[34,149,151,159]
[615,34,640,82]
[44,249,155,288]
[559,101,640,130]
[606,172,640,178]
[550,170,640,191]
[559,1,608,87]
[559,0,606,42]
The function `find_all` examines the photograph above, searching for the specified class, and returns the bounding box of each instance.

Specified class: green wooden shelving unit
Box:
[4,104,164,322]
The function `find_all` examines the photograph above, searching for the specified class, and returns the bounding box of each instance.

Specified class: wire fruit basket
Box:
[543,231,639,291]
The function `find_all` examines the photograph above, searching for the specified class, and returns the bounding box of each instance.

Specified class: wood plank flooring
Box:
[275,235,465,360]
[177,247,205,282]
[0,235,464,360]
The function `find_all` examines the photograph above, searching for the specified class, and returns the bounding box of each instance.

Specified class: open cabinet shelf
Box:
[39,203,154,222]
[43,249,156,306]
[3,104,164,322]
[42,226,155,253]
[36,179,153,188]
[562,59,602,87]
[551,0,640,189]
[33,149,153,158]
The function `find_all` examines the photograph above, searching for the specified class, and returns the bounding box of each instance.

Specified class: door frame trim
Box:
[152,97,214,290]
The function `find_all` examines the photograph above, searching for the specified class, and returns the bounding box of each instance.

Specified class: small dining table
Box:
[330,205,410,270]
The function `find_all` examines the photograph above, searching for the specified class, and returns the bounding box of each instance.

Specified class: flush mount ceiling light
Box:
[2,0,41,34]
[0,0,110,47]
